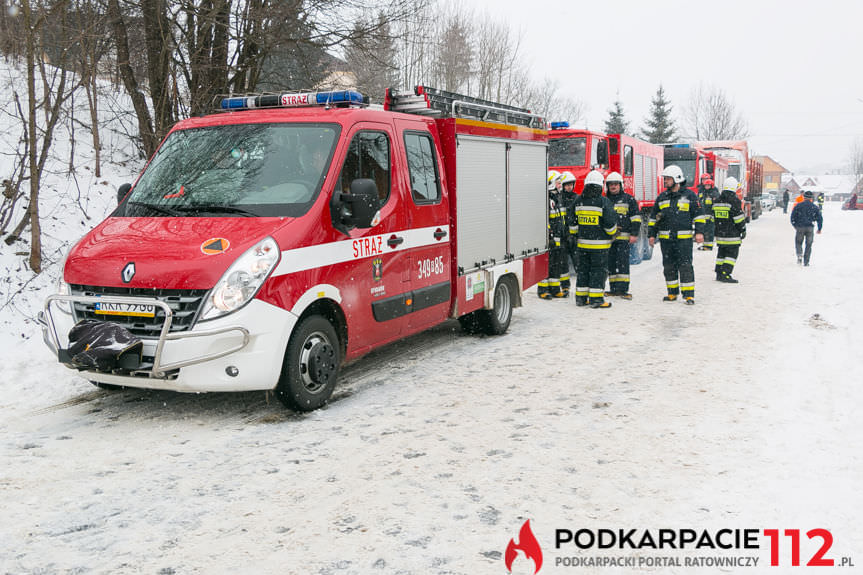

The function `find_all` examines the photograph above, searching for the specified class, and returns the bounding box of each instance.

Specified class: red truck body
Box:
[40,88,550,410]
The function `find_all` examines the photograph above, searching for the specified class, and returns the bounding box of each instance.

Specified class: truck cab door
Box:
[394,119,452,332]
[334,122,412,349]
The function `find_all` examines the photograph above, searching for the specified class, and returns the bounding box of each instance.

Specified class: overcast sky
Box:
[459,0,863,174]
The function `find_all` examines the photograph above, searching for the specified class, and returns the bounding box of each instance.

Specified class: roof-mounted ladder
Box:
[385,85,545,129]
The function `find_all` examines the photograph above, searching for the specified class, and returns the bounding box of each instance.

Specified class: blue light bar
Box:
[671,143,690,148]
[220,90,365,111]
[550,121,570,130]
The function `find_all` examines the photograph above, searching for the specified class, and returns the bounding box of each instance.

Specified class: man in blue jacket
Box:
[790,190,823,266]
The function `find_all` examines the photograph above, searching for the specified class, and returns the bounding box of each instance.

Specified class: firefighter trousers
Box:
[702,220,715,248]
[538,244,570,298]
[660,238,695,298]
[607,240,631,294]
[715,242,741,276]
[567,240,580,277]
[575,247,610,305]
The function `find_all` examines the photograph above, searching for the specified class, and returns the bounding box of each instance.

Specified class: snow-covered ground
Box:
[1,203,860,574]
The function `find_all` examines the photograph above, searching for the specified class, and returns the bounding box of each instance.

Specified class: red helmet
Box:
[700,173,711,181]
[704,178,714,187]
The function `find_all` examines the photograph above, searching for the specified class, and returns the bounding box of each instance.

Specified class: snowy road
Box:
[1,204,861,574]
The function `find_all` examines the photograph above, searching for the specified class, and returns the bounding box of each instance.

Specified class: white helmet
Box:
[606,171,623,186]
[661,165,685,184]
[583,170,604,194]
[547,170,561,191]
[560,171,576,186]
[584,170,604,188]
[722,177,739,193]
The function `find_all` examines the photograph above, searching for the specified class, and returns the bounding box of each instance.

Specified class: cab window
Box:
[624,145,633,176]
[337,131,390,203]
[404,132,441,203]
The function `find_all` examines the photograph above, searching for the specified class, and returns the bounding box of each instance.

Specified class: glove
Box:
[740,229,746,240]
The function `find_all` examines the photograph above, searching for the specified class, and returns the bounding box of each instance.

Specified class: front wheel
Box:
[275,315,341,411]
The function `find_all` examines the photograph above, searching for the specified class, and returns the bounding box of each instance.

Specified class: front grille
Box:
[70,284,208,338]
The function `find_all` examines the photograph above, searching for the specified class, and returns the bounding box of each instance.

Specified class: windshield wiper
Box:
[125,201,181,217]
[174,204,258,217]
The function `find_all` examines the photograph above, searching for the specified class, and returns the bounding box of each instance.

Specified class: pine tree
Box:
[604,98,630,134]
[642,84,677,143]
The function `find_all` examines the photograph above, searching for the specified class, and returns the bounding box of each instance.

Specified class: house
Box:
[752,155,790,194]
[782,174,863,201]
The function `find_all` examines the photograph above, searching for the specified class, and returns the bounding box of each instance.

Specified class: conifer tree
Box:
[604,98,630,134]
[642,84,676,143]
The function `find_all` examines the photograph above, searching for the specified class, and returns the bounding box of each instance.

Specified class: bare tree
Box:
[683,82,749,141]
[14,0,77,273]
[526,77,585,125]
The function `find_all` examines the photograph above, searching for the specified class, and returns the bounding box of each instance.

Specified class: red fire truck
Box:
[547,124,609,194]
[549,125,663,262]
[695,140,762,222]
[662,143,714,195]
[39,86,549,411]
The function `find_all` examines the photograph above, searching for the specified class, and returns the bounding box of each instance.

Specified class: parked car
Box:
[842,193,861,210]
[760,192,776,211]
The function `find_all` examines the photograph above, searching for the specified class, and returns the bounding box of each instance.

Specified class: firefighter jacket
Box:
[648,188,707,240]
[569,188,618,249]
[548,190,567,248]
[606,191,641,241]
[712,190,746,243]
[561,190,579,242]
[697,185,720,221]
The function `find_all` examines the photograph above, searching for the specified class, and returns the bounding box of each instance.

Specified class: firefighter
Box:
[560,171,580,278]
[696,173,719,251]
[712,177,746,283]
[538,171,570,299]
[816,192,825,210]
[648,165,707,304]
[571,170,618,308]
[604,171,640,299]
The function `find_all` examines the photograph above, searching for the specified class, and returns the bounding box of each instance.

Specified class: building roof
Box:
[753,155,790,173]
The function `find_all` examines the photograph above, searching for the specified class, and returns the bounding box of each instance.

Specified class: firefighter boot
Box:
[619,293,633,300]
[575,296,588,307]
[684,297,695,305]
[590,299,612,309]
[722,272,739,283]
[662,294,678,302]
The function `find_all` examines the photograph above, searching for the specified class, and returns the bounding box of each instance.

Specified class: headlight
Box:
[199,237,280,321]
[55,251,72,315]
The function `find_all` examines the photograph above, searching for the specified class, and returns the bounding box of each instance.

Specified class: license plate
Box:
[93,302,156,318]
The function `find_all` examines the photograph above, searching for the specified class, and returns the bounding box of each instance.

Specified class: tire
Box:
[478,276,514,335]
[275,315,341,411]
[457,311,484,334]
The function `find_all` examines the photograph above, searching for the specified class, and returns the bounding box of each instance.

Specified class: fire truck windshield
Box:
[727,164,741,180]
[549,137,587,167]
[120,123,340,218]
[673,159,696,186]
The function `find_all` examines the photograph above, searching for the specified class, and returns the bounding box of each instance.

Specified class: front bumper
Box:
[39,295,296,392]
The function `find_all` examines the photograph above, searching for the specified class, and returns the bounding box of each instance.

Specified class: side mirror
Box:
[117,183,132,205]
[596,140,608,166]
[330,178,380,233]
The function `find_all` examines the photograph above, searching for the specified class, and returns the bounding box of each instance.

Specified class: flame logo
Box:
[505,520,543,574]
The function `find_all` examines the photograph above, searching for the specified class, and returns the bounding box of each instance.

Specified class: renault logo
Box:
[122,262,136,283]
